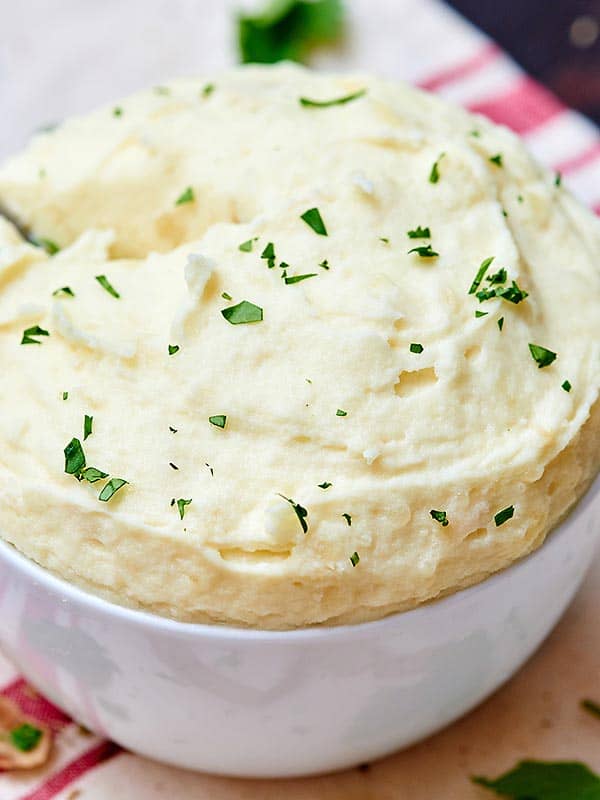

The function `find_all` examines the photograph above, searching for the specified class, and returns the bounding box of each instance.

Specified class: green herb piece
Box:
[209,415,227,429]
[238,0,344,65]
[475,310,488,318]
[407,226,431,239]
[62,391,69,401]
[221,292,232,301]
[502,209,508,218]
[221,300,263,325]
[168,344,180,356]
[489,153,503,167]
[470,129,481,137]
[517,194,524,203]
[169,462,179,470]
[562,380,572,393]
[169,426,178,433]
[582,698,600,718]
[99,478,128,502]
[64,438,86,475]
[80,467,108,484]
[10,723,43,753]
[498,317,504,331]
[473,760,600,799]
[278,494,309,534]
[284,272,318,284]
[21,325,50,345]
[175,186,195,206]
[342,513,352,526]
[379,237,390,244]
[239,237,258,252]
[52,286,74,297]
[407,244,439,258]
[319,259,330,270]
[336,409,347,417]
[486,267,507,285]
[95,275,120,299]
[410,342,424,353]
[430,509,448,527]
[497,281,528,304]
[299,88,366,108]
[113,106,123,117]
[468,257,495,295]
[202,83,215,97]
[318,482,332,489]
[494,505,514,527]
[261,242,276,268]
[84,415,93,441]
[555,171,562,187]
[301,207,328,236]
[529,343,557,369]
[171,498,192,519]
[349,551,360,567]
[429,152,445,184]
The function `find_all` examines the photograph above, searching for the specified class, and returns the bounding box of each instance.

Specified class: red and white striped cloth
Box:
[1,0,598,796]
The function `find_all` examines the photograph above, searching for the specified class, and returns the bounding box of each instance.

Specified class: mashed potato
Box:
[0,64,598,629]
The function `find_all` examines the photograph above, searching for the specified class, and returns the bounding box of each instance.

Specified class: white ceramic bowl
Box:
[0,475,598,778]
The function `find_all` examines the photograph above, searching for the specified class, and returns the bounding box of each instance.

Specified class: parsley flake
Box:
[52,286,74,298]
[99,478,128,502]
[284,272,318,284]
[278,494,309,533]
[475,310,488,318]
[64,438,86,475]
[209,415,227,429]
[221,292,232,301]
[336,408,347,417]
[429,152,445,184]
[529,343,557,369]
[169,462,179,470]
[299,89,367,108]
[80,467,108,484]
[62,391,69,401]
[489,153,503,167]
[34,237,60,255]
[239,237,258,252]
[562,380,572,393]
[342,513,352,526]
[95,275,120,299]
[473,760,600,799]
[408,244,438,258]
[349,551,360,567]
[494,505,514,527]
[10,723,43,753]
[318,482,332,489]
[407,226,431,239]
[497,317,504,331]
[175,186,195,206]
[410,342,424,353]
[221,300,263,325]
[21,325,50,345]
[169,426,178,433]
[172,498,192,519]
[261,242,276,268]
[168,344,180,356]
[555,171,562,187]
[83,415,93,441]
[202,83,215,97]
[319,259,330,270]
[113,106,123,117]
[468,257,495,295]
[301,207,328,236]
[430,509,449,527]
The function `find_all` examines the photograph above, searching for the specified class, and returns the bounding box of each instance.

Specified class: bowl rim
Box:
[1,473,598,642]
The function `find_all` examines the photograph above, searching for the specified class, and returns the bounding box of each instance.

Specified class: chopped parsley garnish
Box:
[336,408,347,417]
[62,391,69,401]
[487,267,507,285]
[555,171,562,187]
[529,343,557,369]
[80,467,108,483]
[52,286,74,297]
[318,482,332,489]
[475,310,488,318]
[408,244,438,258]
[430,509,449,527]
[468,257,495,295]
[172,498,192,519]
[497,317,504,331]
[239,237,258,252]
[238,0,344,65]
[349,551,360,567]
[429,152,445,184]
[168,344,180,356]
[284,272,318,284]
[562,380,572,393]
[582,698,600,718]
[209,414,227,429]
[407,226,431,239]
[202,83,215,97]
[301,207,328,236]
[261,242,276,268]
[21,325,50,345]
[494,505,514,527]
[299,89,366,108]
[221,292,232,301]
[494,281,528,304]
[10,723,43,752]
[175,186,195,206]
[169,426,178,433]
[342,513,352,526]
[517,194,524,203]
[64,438,86,475]
[95,275,120,299]
[113,106,123,117]
[410,343,424,353]
[473,760,600,799]
[379,237,390,244]
[278,494,309,533]
[83,415,93,441]
[36,238,60,255]
[489,153,503,167]
[221,300,263,324]
[319,259,330,270]
[99,478,128,502]
[169,462,179,470]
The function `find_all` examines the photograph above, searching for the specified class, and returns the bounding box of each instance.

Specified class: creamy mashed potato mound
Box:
[0,64,598,629]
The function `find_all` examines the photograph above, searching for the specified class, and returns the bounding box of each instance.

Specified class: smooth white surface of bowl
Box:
[0,475,598,778]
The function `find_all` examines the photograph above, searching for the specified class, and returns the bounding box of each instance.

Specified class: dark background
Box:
[447,0,600,123]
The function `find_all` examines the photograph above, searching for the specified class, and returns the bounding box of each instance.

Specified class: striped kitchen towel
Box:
[0,0,598,797]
